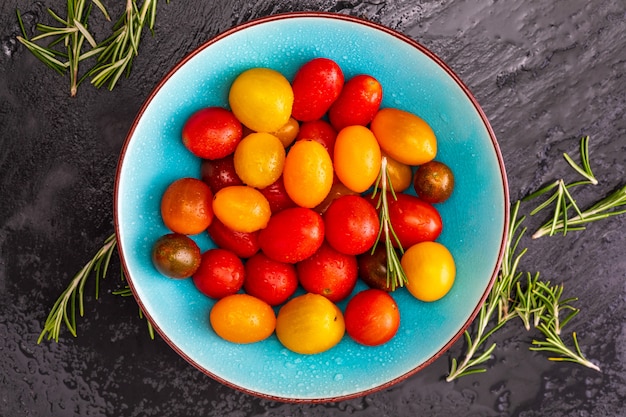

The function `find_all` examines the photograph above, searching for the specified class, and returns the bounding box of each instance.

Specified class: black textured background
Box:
[1,1,625,416]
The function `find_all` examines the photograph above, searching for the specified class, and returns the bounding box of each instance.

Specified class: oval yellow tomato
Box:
[210,293,276,344]
[370,108,437,165]
[228,67,294,133]
[333,125,381,193]
[401,241,455,302]
[212,185,271,233]
[233,132,285,189]
[283,140,334,208]
[275,293,345,354]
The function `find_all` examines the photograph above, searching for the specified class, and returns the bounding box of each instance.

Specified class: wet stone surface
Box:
[1,0,625,416]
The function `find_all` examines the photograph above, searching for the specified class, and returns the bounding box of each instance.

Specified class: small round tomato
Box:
[291,57,344,122]
[384,154,413,192]
[275,293,345,354]
[387,192,442,248]
[296,119,337,157]
[228,67,294,133]
[259,175,297,214]
[401,241,455,302]
[160,178,214,235]
[233,132,286,189]
[313,181,358,215]
[258,207,325,263]
[212,185,271,233]
[357,245,393,292]
[328,74,382,131]
[296,242,358,302]
[207,217,260,259]
[200,155,243,193]
[210,293,276,344]
[344,289,400,346]
[283,140,333,208]
[243,252,298,306]
[413,160,455,203]
[182,107,242,160]
[323,195,380,255]
[151,233,201,279]
[271,117,300,147]
[193,248,245,299]
[333,125,381,193]
[370,108,437,166]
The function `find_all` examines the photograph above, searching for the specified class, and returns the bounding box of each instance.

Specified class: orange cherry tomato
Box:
[283,140,334,208]
[333,125,381,193]
[160,178,213,235]
[212,185,271,233]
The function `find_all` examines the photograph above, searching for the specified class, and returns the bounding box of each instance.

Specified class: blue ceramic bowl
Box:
[115,12,509,402]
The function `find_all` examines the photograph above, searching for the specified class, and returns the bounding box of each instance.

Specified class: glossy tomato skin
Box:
[160,177,214,235]
[296,119,338,157]
[357,245,393,292]
[413,160,455,203]
[259,175,297,214]
[344,289,400,346]
[291,58,344,122]
[192,248,245,299]
[296,242,358,303]
[200,155,243,193]
[207,217,260,258]
[313,181,358,215]
[182,107,243,160]
[323,195,380,255]
[387,192,442,248]
[328,74,383,131]
[151,233,202,279]
[258,207,325,263]
[243,252,298,306]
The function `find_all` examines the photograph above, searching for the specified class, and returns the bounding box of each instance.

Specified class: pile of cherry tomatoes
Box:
[151,57,456,354]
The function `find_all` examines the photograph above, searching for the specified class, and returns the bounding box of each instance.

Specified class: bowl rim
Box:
[114,10,510,403]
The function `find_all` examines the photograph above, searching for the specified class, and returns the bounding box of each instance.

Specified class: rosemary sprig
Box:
[16,0,168,95]
[112,286,155,340]
[370,156,408,291]
[530,281,601,371]
[38,233,118,343]
[16,1,109,96]
[447,201,528,381]
[525,136,625,239]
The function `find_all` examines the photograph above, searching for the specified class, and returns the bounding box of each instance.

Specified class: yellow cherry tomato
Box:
[233,132,286,189]
[212,185,271,233]
[333,125,381,193]
[275,293,345,354]
[370,108,437,166]
[401,241,455,302]
[228,67,294,133]
[283,140,334,208]
[210,294,276,344]
[383,153,413,192]
[272,117,300,148]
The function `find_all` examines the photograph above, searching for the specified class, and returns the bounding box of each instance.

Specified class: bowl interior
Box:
[115,13,508,401]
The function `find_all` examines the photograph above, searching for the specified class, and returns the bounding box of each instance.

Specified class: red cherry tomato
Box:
[192,248,245,299]
[200,155,243,193]
[296,119,338,158]
[296,242,358,302]
[291,58,344,122]
[259,175,297,214]
[344,289,400,346]
[182,107,243,160]
[160,177,214,235]
[243,252,298,306]
[207,217,260,258]
[328,74,383,131]
[323,195,380,255]
[387,192,442,248]
[258,207,325,263]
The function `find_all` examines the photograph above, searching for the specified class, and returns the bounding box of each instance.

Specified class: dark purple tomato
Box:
[151,233,202,279]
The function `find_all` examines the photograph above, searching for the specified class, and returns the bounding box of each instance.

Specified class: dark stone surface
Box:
[1,1,624,416]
